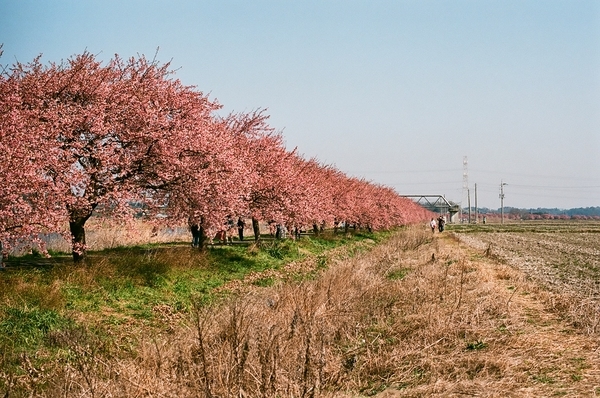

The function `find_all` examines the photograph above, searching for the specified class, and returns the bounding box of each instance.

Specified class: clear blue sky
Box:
[2,0,599,209]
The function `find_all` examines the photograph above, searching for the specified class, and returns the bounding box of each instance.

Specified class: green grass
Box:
[0,228,386,375]
[465,340,487,351]
[386,268,409,281]
[0,306,73,350]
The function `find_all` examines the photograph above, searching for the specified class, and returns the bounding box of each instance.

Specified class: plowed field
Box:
[451,221,600,301]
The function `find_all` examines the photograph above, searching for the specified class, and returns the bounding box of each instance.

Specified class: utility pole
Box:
[467,188,471,223]
[474,183,478,223]
[462,156,468,223]
[499,180,507,224]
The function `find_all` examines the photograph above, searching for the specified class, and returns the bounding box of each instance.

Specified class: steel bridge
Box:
[401,195,460,222]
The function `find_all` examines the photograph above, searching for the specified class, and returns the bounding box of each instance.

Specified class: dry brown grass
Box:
[29,219,191,254]
[7,226,600,397]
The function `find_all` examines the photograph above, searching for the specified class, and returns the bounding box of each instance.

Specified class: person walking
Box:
[237,217,245,241]
[430,218,437,233]
[225,215,235,244]
[189,217,200,247]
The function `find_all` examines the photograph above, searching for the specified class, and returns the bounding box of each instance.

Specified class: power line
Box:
[507,183,600,190]
[346,168,462,174]
[471,169,600,182]
[392,181,463,185]
[473,182,600,190]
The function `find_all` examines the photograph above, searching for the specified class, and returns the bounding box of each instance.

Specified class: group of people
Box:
[217,216,246,244]
[429,215,446,233]
[267,221,300,240]
[189,215,247,247]
[190,216,375,247]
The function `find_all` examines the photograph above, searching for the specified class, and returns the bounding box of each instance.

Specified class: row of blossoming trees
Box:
[0,51,431,261]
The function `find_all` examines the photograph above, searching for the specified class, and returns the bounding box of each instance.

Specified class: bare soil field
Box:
[450,221,600,292]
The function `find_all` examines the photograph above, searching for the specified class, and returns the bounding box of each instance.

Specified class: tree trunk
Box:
[197,216,208,251]
[252,218,260,242]
[69,207,94,263]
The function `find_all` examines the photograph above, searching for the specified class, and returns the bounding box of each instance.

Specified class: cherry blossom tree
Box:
[284,156,336,230]
[242,126,297,240]
[156,110,261,248]
[0,54,65,257]
[2,52,222,261]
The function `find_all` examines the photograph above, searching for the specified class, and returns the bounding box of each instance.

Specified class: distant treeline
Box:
[467,207,600,218]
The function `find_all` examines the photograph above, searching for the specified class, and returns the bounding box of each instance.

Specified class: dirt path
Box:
[374,232,600,397]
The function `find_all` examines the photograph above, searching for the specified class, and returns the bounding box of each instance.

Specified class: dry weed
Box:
[5,226,600,397]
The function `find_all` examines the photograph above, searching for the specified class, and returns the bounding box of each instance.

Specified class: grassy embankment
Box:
[0,229,389,396]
